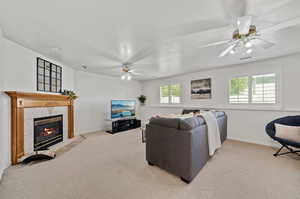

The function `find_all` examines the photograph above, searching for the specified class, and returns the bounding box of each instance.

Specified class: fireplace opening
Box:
[34,115,63,151]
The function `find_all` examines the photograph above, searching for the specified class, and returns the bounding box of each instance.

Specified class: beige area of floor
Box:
[0,129,299,199]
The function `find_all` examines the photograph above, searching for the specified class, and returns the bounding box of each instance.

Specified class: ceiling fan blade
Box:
[130,71,143,76]
[198,40,230,49]
[219,43,236,57]
[130,63,155,68]
[222,0,295,20]
[221,0,248,19]
[260,16,300,35]
[237,16,252,35]
[249,0,296,17]
[130,72,158,79]
[167,19,231,38]
[253,38,275,49]
[127,48,155,63]
[86,65,121,71]
[96,51,123,63]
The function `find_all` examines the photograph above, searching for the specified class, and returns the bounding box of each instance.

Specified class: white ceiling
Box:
[0,0,300,80]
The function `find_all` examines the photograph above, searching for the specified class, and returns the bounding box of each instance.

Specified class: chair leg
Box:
[274,144,300,157]
[285,145,300,157]
[274,145,284,157]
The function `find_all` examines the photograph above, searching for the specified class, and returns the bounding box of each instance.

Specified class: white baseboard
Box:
[227,136,280,148]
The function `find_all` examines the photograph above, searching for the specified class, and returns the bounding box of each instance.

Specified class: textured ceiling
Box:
[0,0,300,80]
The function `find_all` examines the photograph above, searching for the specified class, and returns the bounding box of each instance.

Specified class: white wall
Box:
[0,27,6,179]
[2,40,75,91]
[74,71,142,134]
[0,36,142,178]
[0,37,76,179]
[141,53,300,146]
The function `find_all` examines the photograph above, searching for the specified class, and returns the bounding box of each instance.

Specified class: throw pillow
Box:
[275,123,300,142]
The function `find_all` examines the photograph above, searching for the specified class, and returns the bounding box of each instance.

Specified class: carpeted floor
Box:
[0,129,300,199]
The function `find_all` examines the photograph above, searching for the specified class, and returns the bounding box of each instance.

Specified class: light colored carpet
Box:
[0,129,300,199]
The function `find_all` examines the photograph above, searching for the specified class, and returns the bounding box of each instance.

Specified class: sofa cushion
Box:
[149,117,180,129]
[150,111,226,130]
[179,117,205,130]
[182,109,200,115]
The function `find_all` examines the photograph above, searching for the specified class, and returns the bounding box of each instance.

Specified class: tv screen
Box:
[111,100,136,119]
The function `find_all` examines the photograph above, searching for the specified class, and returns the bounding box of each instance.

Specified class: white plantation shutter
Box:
[229,76,249,104]
[229,73,277,104]
[160,85,169,104]
[170,84,181,103]
[160,84,181,104]
[252,73,276,104]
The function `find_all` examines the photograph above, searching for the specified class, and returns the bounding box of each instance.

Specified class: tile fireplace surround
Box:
[5,91,74,165]
[24,107,67,154]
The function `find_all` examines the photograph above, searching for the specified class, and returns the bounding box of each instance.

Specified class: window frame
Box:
[251,73,276,104]
[159,84,181,104]
[228,73,278,105]
[37,57,62,93]
[229,76,250,104]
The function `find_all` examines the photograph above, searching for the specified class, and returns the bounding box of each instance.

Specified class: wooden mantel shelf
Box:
[5,91,72,108]
[5,91,70,99]
[5,91,74,165]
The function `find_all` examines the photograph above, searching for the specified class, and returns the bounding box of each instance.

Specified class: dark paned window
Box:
[37,57,62,93]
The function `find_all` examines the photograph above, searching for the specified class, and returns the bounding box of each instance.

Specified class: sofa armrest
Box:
[145,124,209,181]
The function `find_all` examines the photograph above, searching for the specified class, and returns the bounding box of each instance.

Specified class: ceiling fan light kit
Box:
[245,41,252,48]
[121,72,132,81]
[246,48,253,54]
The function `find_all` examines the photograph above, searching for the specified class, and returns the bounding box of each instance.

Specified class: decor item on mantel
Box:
[137,95,146,105]
[62,89,78,100]
[191,78,212,99]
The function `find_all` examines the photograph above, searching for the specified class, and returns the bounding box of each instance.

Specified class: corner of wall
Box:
[0,27,8,181]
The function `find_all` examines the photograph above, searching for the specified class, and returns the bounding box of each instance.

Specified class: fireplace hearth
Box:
[34,115,63,151]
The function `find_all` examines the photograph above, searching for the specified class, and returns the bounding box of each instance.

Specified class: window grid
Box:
[37,57,62,93]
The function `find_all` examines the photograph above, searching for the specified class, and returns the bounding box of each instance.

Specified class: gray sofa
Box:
[145,110,227,183]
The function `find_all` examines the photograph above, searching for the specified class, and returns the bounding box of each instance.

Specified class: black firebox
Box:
[34,115,63,151]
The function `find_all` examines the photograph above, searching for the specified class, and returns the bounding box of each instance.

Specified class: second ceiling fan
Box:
[198,15,275,58]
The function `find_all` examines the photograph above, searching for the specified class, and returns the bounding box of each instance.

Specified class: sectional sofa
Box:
[145,110,227,183]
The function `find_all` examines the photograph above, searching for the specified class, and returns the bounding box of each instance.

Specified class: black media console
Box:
[106,118,141,134]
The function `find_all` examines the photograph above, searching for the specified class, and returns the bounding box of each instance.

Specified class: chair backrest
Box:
[182,109,200,115]
[266,115,300,137]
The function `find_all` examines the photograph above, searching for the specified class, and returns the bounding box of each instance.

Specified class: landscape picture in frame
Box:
[191,78,212,99]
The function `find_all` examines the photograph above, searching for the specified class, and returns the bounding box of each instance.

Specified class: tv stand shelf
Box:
[106,118,141,134]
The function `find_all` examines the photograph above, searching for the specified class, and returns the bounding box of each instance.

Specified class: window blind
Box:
[252,73,276,104]
[229,76,249,104]
[160,84,181,104]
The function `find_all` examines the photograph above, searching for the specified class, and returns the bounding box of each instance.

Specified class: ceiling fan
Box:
[194,0,300,58]
[198,15,275,58]
[120,63,143,80]
[81,0,298,75]
[80,46,157,80]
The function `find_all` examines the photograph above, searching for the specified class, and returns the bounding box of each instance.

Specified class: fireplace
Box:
[34,115,63,151]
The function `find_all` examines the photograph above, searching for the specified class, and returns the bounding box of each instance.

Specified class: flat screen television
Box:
[111,100,136,119]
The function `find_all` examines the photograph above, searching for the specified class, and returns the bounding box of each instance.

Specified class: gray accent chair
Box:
[145,111,227,183]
